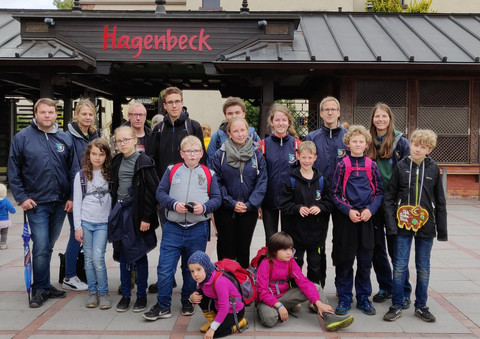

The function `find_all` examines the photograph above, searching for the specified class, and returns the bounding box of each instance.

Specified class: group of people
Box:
[6,90,447,337]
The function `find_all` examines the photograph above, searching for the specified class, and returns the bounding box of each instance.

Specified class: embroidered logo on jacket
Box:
[56,144,65,152]
[337,149,346,158]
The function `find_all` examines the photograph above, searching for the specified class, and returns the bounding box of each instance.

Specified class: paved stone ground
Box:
[1,197,480,338]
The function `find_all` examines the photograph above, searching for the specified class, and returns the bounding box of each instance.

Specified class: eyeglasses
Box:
[322,109,338,114]
[165,100,183,106]
[182,150,202,156]
[128,113,146,118]
[116,138,134,145]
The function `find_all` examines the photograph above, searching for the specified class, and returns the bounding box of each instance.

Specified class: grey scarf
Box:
[224,137,254,183]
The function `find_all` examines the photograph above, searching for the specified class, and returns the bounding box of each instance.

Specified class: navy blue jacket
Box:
[306,123,348,181]
[211,141,267,211]
[261,133,299,210]
[8,120,77,204]
[67,122,101,171]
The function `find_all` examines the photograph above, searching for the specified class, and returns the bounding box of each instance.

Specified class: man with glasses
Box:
[8,98,78,308]
[303,96,348,289]
[123,102,153,154]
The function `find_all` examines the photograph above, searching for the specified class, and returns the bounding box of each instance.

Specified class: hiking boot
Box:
[99,294,112,310]
[143,302,172,320]
[115,296,131,312]
[356,296,376,315]
[200,310,216,333]
[335,300,351,315]
[48,286,67,298]
[373,289,392,303]
[133,296,147,313]
[231,317,248,333]
[415,306,436,322]
[62,276,88,291]
[402,296,411,309]
[85,293,99,308]
[323,313,354,332]
[383,305,402,321]
[181,299,195,316]
[30,290,49,308]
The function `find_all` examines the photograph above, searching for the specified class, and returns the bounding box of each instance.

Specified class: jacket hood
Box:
[32,119,59,134]
[164,107,189,127]
[219,121,228,133]
[290,166,321,183]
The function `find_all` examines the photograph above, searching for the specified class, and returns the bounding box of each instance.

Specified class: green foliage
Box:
[365,0,434,13]
[406,0,436,13]
[53,0,74,10]
[244,100,260,131]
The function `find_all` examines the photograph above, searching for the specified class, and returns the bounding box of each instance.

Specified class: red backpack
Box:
[212,258,257,306]
[248,247,293,294]
[169,163,212,194]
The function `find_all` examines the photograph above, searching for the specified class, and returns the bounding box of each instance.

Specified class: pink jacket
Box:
[256,257,321,307]
[198,272,245,325]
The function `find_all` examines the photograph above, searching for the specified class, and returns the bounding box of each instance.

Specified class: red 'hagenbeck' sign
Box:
[103,25,212,59]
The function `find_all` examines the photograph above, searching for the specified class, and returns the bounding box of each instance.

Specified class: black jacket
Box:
[122,120,154,155]
[279,166,333,248]
[149,108,206,177]
[384,156,447,241]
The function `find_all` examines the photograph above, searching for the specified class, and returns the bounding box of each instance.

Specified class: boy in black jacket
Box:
[279,141,333,290]
[383,129,447,323]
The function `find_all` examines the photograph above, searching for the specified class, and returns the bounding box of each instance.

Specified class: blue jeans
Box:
[157,221,209,308]
[27,202,67,291]
[65,212,81,279]
[392,235,433,309]
[119,254,148,298]
[82,221,108,295]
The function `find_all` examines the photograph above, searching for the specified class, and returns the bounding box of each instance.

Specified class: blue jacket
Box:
[67,122,101,171]
[211,141,267,211]
[261,133,299,210]
[206,122,260,166]
[8,120,77,204]
[0,198,16,221]
[305,123,348,181]
[331,154,384,216]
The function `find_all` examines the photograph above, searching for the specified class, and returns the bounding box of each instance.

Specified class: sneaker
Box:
[335,300,351,315]
[99,294,112,310]
[133,296,147,313]
[48,286,67,298]
[143,302,172,320]
[30,290,48,308]
[85,293,99,308]
[323,313,354,331]
[181,299,195,316]
[308,302,318,313]
[402,296,411,309]
[148,282,158,294]
[0,244,7,250]
[290,303,302,313]
[356,296,376,315]
[62,276,88,291]
[373,289,392,303]
[415,306,436,322]
[116,296,131,312]
[383,305,402,321]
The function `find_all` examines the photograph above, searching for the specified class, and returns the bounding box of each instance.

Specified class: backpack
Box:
[79,169,112,200]
[212,258,257,306]
[258,137,301,159]
[342,156,375,197]
[169,163,212,194]
[156,117,193,135]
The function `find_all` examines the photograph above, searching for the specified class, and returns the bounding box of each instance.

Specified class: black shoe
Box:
[116,296,131,312]
[373,289,392,303]
[402,297,411,309]
[181,299,195,316]
[415,306,436,322]
[143,302,172,320]
[133,296,147,313]
[48,286,67,298]
[383,305,402,321]
[148,282,158,294]
[30,290,49,308]
[356,296,376,315]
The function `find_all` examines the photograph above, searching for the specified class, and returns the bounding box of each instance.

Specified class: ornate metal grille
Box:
[429,136,469,163]
[419,80,469,107]
[356,79,407,106]
[417,107,470,135]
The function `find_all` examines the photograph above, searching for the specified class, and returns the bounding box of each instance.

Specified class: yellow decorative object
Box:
[397,205,429,232]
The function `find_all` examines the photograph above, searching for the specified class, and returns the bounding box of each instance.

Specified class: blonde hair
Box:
[181,135,203,150]
[410,129,437,150]
[298,140,316,155]
[320,96,340,112]
[151,114,163,128]
[34,98,56,113]
[0,184,7,198]
[226,117,249,134]
[343,125,372,146]
[268,103,297,138]
[114,126,137,144]
[73,99,97,134]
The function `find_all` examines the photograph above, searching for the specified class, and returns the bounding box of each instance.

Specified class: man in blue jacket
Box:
[8,98,77,308]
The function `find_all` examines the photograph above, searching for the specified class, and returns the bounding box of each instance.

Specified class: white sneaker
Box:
[62,276,88,291]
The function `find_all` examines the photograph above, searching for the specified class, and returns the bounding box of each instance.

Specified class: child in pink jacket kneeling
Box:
[188,251,248,338]
[256,232,354,332]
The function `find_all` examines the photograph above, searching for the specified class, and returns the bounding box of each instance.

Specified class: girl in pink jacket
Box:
[256,232,354,331]
[188,251,248,338]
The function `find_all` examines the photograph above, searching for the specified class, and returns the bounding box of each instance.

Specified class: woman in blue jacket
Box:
[63,99,101,291]
[211,117,267,268]
[259,104,301,243]
[366,103,411,307]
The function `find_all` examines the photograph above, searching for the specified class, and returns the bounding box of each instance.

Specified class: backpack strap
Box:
[290,176,295,190]
[342,156,375,198]
[79,169,87,200]
[267,259,293,295]
[258,139,265,155]
[291,175,323,193]
[185,117,193,135]
[199,164,212,194]
[294,138,301,159]
[169,163,183,185]
[158,121,165,133]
